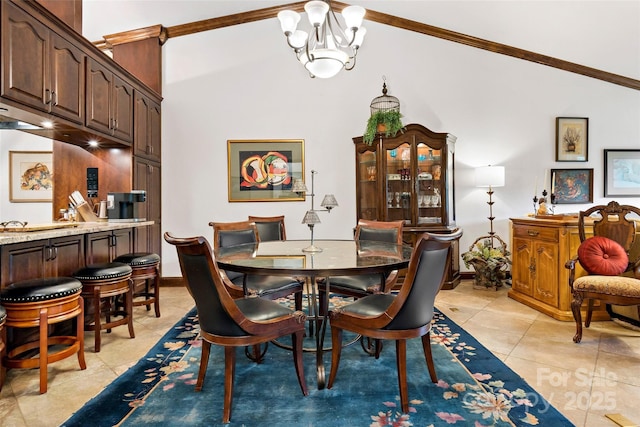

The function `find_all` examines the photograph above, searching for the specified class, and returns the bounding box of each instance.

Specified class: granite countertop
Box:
[0,221,153,245]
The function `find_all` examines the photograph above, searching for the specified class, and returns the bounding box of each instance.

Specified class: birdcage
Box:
[369,77,400,114]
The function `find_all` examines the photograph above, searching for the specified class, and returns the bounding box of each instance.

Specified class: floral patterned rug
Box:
[62,301,574,426]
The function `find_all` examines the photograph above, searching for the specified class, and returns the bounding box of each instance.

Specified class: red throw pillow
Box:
[577,236,629,276]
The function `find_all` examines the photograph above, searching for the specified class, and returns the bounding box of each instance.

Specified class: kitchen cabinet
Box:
[1,0,84,124]
[133,90,161,162]
[85,56,134,143]
[134,157,161,256]
[353,123,461,289]
[509,217,610,321]
[85,228,134,265]
[0,235,84,289]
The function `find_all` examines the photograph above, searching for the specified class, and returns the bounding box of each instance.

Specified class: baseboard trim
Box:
[160,276,184,287]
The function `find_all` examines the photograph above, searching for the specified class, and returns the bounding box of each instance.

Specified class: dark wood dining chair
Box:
[209,220,303,309]
[248,215,287,241]
[327,233,451,413]
[566,201,640,342]
[164,232,308,423]
[318,219,404,310]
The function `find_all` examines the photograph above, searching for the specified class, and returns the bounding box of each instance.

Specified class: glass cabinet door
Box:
[385,143,412,224]
[416,143,442,225]
[357,148,378,220]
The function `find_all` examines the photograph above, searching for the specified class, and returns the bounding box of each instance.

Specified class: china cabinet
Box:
[353,123,461,288]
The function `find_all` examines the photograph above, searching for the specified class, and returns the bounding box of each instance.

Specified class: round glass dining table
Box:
[214,239,413,389]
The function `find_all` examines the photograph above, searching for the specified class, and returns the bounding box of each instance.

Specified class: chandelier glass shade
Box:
[277,1,366,78]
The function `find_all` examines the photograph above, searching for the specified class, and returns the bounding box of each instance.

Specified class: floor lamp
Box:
[475,165,505,246]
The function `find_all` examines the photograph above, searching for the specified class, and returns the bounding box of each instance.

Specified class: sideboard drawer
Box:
[513,225,558,242]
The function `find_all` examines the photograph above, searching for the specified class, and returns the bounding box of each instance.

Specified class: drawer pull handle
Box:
[527,230,539,236]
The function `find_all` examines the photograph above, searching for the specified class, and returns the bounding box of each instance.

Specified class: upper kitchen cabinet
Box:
[86,57,134,144]
[1,0,84,124]
[134,90,161,162]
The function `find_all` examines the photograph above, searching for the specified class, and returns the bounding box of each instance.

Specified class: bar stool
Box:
[73,263,134,352]
[0,304,6,391]
[0,277,86,394]
[113,252,161,317]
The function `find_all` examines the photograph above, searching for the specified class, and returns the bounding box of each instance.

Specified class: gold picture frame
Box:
[227,139,305,202]
[555,117,588,162]
[9,151,53,202]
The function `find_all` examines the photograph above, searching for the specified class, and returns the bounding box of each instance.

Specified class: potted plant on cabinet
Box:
[363,110,405,145]
[462,235,511,289]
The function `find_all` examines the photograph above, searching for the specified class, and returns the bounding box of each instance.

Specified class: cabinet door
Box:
[134,92,161,162]
[1,1,48,109]
[355,147,378,220]
[112,75,134,142]
[49,235,84,276]
[85,57,113,135]
[113,228,134,259]
[512,236,533,296]
[49,30,84,123]
[0,240,48,288]
[134,158,161,255]
[416,143,443,226]
[533,240,559,306]
[85,231,112,264]
[385,143,412,225]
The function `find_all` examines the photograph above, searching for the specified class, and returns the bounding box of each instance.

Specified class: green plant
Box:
[462,237,511,288]
[363,110,404,145]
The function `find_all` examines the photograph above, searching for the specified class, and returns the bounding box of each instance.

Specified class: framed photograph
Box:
[556,117,588,162]
[9,151,53,202]
[227,140,305,202]
[604,149,640,197]
[551,168,593,204]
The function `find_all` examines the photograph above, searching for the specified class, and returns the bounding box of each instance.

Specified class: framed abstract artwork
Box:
[9,151,53,202]
[555,117,588,162]
[604,149,640,197]
[551,168,593,204]
[227,139,305,202]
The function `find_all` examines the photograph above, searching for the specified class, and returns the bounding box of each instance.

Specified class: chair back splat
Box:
[248,215,287,241]
[164,232,308,423]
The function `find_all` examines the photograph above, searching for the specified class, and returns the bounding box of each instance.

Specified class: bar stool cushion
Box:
[0,304,5,323]
[0,277,82,303]
[114,252,160,267]
[73,263,132,281]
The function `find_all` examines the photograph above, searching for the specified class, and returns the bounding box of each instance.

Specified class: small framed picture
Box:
[556,117,588,162]
[227,139,305,202]
[9,151,54,202]
[551,168,593,204]
[604,149,640,197]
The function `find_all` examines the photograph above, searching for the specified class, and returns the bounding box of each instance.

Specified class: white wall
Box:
[2,1,638,278]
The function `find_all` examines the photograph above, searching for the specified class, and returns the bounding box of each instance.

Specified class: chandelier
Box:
[277,1,366,79]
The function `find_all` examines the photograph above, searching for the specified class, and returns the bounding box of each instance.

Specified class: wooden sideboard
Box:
[509,216,612,321]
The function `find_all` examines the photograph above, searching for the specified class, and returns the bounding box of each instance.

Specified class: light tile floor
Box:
[1,282,639,427]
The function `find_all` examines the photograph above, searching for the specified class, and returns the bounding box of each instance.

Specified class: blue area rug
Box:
[62,303,574,426]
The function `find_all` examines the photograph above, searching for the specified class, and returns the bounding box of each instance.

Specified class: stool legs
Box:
[83,279,135,353]
[131,263,161,318]
[3,295,85,394]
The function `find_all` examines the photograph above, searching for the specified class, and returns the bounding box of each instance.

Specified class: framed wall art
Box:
[9,151,53,202]
[227,139,305,202]
[551,168,593,204]
[555,117,588,162]
[604,149,640,197]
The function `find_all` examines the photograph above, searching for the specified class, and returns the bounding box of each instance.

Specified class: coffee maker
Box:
[106,191,146,222]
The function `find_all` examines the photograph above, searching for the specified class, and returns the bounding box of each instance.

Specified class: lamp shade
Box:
[475,165,505,188]
[302,210,321,225]
[292,179,308,193]
[320,194,338,209]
